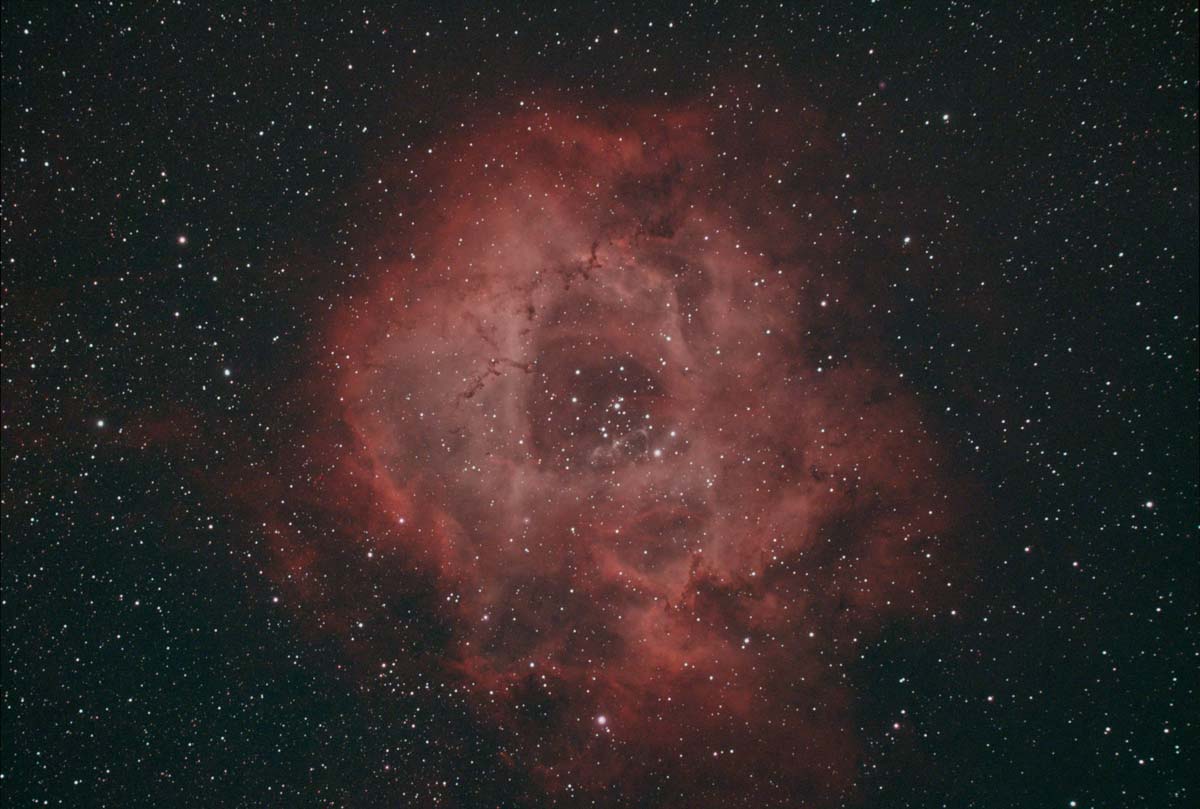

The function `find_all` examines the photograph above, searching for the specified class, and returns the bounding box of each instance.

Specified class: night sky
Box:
[2,3,1197,808]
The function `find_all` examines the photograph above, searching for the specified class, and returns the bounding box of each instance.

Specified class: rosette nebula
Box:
[7,8,1195,809]
[254,99,971,805]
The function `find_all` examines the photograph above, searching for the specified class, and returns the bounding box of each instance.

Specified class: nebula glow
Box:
[259,98,968,804]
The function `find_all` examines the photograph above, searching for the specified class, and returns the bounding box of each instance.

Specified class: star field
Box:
[2,3,1197,808]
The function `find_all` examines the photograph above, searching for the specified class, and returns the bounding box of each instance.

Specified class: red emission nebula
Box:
[257,98,973,805]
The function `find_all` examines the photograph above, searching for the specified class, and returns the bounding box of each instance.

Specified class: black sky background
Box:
[2,3,1197,807]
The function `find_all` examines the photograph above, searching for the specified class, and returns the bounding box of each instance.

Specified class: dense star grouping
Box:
[2,3,1196,808]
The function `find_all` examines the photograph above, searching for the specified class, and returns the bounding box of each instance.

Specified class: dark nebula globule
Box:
[257,101,973,802]
[3,4,1197,809]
